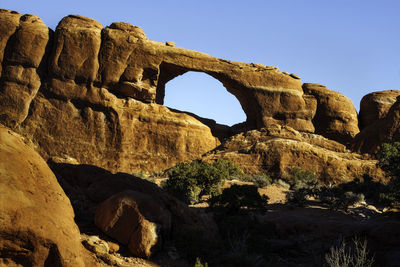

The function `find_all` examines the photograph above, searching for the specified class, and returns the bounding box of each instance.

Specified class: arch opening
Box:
[162,71,247,127]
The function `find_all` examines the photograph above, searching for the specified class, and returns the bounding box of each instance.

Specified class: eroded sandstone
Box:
[0,9,51,127]
[303,83,359,144]
[0,125,84,266]
[0,11,325,173]
[203,124,385,184]
[359,90,400,129]
[352,97,400,154]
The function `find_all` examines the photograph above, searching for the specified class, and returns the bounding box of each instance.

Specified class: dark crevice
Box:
[43,244,62,267]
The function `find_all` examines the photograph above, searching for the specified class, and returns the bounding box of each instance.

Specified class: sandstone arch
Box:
[0,11,361,174]
[159,67,247,126]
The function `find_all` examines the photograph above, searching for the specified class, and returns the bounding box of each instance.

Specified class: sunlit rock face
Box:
[0,9,364,174]
[302,83,359,145]
[352,97,400,155]
[358,90,400,130]
[203,124,386,184]
[0,125,85,266]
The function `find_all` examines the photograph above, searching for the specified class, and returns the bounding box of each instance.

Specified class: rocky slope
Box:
[203,124,385,183]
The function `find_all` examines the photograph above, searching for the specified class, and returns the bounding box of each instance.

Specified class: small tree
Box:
[377,142,400,206]
[377,142,400,177]
[208,184,268,214]
[164,160,242,204]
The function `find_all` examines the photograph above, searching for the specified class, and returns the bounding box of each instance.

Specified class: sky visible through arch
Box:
[2,0,399,125]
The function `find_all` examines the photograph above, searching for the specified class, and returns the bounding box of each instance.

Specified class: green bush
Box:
[377,142,400,177]
[286,188,311,207]
[194,258,208,267]
[208,184,268,214]
[286,168,318,190]
[332,191,365,212]
[164,160,242,204]
[376,142,400,206]
[249,173,273,188]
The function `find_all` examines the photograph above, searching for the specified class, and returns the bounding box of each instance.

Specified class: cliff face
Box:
[0,9,389,179]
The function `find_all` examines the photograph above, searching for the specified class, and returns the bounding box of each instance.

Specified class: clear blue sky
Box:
[2,1,399,126]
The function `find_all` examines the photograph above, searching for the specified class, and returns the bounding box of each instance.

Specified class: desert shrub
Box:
[286,188,311,207]
[174,225,221,262]
[249,173,273,188]
[212,216,275,267]
[376,142,400,206]
[332,191,365,212]
[194,258,208,267]
[164,159,242,204]
[337,176,386,203]
[212,159,244,178]
[377,142,400,177]
[286,168,318,190]
[325,237,374,267]
[208,184,268,214]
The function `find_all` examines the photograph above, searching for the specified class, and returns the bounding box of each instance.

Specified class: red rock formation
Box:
[0,9,383,176]
[0,10,51,126]
[0,10,319,173]
[352,97,400,154]
[359,90,400,129]
[303,83,359,144]
[0,125,84,266]
[95,190,171,258]
[203,124,386,184]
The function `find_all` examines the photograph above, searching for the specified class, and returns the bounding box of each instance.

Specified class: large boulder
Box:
[303,83,359,144]
[0,125,84,266]
[94,190,171,258]
[203,124,385,184]
[49,162,219,239]
[352,97,400,155]
[359,90,400,129]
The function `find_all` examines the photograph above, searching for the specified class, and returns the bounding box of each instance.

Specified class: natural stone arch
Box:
[156,62,248,126]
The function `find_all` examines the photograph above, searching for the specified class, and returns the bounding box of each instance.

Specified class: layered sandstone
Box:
[204,124,385,184]
[0,10,319,173]
[359,90,400,129]
[0,125,84,266]
[303,83,359,144]
[0,10,51,127]
[0,9,375,175]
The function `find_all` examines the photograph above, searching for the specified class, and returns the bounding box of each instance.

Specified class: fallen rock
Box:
[303,83,359,144]
[203,124,385,184]
[0,125,84,266]
[94,190,172,258]
[359,90,400,129]
[82,235,110,255]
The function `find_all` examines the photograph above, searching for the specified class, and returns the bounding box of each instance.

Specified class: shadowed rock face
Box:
[0,9,362,173]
